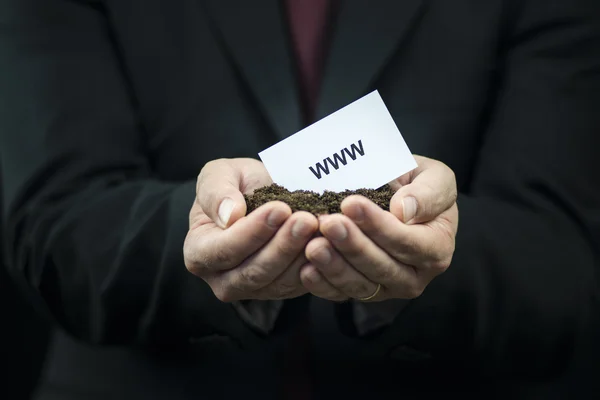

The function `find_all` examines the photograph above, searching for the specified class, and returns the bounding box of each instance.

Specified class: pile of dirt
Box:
[244,184,395,216]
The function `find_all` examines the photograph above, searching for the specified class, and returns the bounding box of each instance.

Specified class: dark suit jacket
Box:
[1,0,599,398]
[0,165,50,400]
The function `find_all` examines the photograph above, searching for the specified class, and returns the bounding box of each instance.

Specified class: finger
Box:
[318,214,419,291]
[305,237,381,300]
[197,158,271,228]
[389,156,457,224]
[187,201,291,274]
[253,254,309,300]
[300,264,348,302]
[223,211,318,293]
[341,195,452,267]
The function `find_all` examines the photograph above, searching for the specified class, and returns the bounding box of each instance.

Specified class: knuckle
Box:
[430,219,457,248]
[247,227,274,247]
[239,264,270,288]
[197,160,218,185]
[411,180,433,203]
[401,239,420,255]
[203,158,225,172]
[349,282,373,298]
[435,159,451,174]
[443,239,456,259]
[211,245,235,266]
[325,262,346,281]
[450,185,458,204]
[440,221,457,244]
[448,166,457,186]
[345,241,370,260]
[213,286,236,303]
[183,246,207,276]
[441,164,458,201]
[405,284,425,299]
[272,237,300,258]
[195,171,204,190]
[269,282,298,300]
[393,234,420,255]
[423,237,454,273]
[429,256,452,274]
[184,259,201,275]
[371,263,396,283]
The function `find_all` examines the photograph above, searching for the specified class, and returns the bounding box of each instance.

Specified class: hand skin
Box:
[300,155,459,302]
[184,156,458,304]
[183,158,318,302]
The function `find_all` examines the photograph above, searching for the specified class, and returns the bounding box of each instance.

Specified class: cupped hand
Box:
[184,158,318,302]
[300,155,459,302]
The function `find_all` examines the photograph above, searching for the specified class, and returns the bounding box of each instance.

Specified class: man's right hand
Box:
[184,158,318,301]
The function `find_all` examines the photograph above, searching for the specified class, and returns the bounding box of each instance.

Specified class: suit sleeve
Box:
[359,0,600,378]
[0,0,264,347]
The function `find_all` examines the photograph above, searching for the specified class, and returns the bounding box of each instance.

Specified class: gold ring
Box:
[358,283,381,302]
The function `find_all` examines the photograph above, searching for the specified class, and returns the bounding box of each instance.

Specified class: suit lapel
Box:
[202,0,426,140]
[202,0,302,140]
[316,0,427,119]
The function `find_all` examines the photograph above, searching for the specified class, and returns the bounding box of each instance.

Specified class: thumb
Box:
[389,158,457,224]
[390,191,419,224]
[196,159,248,229]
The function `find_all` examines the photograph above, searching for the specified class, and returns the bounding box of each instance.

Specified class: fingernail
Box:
[346,203,365,223]
[311,247,332,265]
[327,222,348,241]
[402,196,418,223]
[267,208,288,228]
[292,219,312,238]
[218,198,235,227]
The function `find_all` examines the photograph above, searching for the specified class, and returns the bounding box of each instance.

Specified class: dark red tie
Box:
[286,0,334,124]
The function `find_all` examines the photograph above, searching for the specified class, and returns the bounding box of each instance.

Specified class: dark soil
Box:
[244,184,395,216]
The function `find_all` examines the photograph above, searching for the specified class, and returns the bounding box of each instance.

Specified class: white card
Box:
[259,90,417,193]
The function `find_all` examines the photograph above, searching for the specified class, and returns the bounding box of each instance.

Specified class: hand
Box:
[300,155,458,302]
[184,158,318,302]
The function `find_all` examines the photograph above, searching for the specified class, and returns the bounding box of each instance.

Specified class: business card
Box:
[259,90,416,193]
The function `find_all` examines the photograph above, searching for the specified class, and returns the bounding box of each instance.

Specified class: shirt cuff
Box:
[352,298,410,336]
[231,300,284,335]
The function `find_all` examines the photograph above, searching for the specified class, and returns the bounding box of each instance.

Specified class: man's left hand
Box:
[300,155,459,302]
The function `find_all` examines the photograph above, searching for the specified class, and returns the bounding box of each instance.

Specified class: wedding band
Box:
[358,283,381,302]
